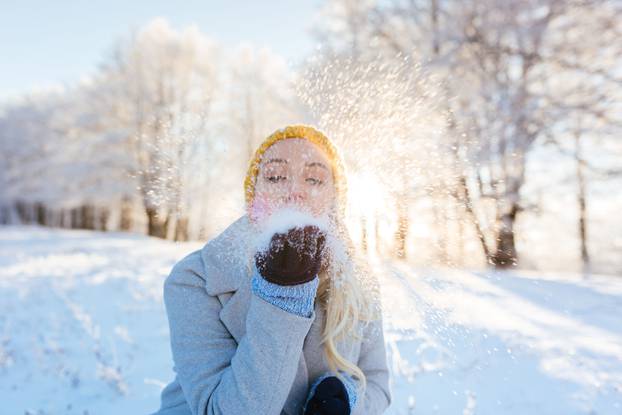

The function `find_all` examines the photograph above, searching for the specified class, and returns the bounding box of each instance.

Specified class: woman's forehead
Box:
[261,138,329,164]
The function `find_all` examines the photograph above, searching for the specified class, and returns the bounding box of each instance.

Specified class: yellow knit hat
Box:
[244,124,348,216]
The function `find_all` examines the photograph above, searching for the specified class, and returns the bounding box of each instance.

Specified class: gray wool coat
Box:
[152,214,392,415]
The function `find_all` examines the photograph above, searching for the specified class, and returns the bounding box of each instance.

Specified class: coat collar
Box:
[200,213,255,296]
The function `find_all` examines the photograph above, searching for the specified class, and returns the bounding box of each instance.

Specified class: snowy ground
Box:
[1,225,621,414]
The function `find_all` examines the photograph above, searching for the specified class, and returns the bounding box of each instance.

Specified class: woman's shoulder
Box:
[165,215,253,296]
[165,249,207,289]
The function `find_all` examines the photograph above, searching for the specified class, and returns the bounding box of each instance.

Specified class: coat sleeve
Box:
[352,313,393,415]
[163,252,316,415]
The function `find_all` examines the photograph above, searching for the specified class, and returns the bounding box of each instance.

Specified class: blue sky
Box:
[0,0,322,99]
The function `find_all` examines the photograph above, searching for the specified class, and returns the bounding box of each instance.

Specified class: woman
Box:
[153,125,392,415]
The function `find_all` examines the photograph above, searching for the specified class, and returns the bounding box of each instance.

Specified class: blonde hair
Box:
[243,125,381,399]
[314,208,382,399]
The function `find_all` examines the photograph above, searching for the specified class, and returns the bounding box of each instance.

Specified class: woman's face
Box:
[249,138,336,224]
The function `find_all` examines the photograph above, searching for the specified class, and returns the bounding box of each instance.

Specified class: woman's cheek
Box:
[310,189,331,215]
[249,194,274,224]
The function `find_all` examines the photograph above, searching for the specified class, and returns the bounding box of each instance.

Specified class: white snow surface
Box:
[1,225,621,414]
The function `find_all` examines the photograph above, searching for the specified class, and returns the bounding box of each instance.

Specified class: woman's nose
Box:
[286,192,305,205]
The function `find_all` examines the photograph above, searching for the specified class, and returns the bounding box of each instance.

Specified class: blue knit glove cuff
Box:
[250,264,318,318]
[304,371,358,412]
[341,372,358,410]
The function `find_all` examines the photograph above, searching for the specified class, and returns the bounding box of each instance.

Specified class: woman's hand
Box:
[303,374,356,415]
[254,225,327,286]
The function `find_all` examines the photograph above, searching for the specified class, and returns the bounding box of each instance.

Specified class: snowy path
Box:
[0,225,200,414]
[0,225,621,414]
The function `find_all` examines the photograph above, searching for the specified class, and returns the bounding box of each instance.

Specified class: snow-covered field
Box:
[1,225,621,414]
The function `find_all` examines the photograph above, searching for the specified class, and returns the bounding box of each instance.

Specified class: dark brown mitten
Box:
[255,225,327,286]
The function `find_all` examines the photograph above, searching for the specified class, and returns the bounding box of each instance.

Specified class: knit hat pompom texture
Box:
[244,125,348,215]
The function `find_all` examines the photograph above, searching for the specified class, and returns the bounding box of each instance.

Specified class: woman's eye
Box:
[266,175,286,183]
[306,177,324,185]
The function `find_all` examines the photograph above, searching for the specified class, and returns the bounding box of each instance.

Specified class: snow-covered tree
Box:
[312,0,622,269]
[89,18,222,238]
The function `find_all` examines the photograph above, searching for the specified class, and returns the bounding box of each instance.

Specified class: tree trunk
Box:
[71,207,81,228]
[458,175,491,263]
[198,223,209,241]
[98,208,110,231]
[146,206,169,238]
[174,216,189,242]
[119,196,133,231]
[15,200,30,223]
[492,204,518,268]
[73,205,85,229]
[456,199,465,261]
[60,208,69,228]
[575,130,590,275]
[394,196,408,259]
[81,204,95,230]
[35,202,46,225]
[0,205,8,224]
